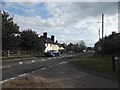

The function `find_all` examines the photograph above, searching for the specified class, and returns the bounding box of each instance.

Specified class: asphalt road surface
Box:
[1,52,118,88]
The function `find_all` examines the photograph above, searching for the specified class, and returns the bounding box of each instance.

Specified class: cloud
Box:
[2,0,120,2]
[3,2,118,46]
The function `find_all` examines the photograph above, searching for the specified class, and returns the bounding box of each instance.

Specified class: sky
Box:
[1,1,119,47]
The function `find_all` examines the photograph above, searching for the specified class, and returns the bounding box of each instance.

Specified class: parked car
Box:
[45,50,60,57]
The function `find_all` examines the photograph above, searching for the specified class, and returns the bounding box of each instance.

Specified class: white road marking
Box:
[0,79,9,84]
[19,62,23,64]
[0,73,29,84]
[7,66,11,68]
[10,77,15,80]
[42,59,45,61]
[32,60,35,62]
[3,57,37,62]
[48,58,51,60]
[1,66,11,69]
[31,71,35,73]
[59,61,67,65]
[41,67,47,70]
[19,73,27,77]
[48,65,53,68]
[1,60,68,83]
[31,70,40,73]
[0,77,15,84]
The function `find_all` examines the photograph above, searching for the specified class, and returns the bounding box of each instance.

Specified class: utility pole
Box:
[102,14,104,57]
[98,29,100,41]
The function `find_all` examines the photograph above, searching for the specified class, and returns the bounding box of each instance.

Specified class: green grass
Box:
[70,55,118,77]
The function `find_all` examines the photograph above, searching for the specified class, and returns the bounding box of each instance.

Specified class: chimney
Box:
[56,40,58,44]
[51,35,54,42]
[43,32,47,39]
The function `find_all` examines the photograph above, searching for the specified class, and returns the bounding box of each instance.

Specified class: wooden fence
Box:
[2,50,43,58]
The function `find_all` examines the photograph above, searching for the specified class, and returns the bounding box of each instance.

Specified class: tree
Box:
[78,40,86,52]
[2,11,19,50]
[94,32,120,55]
[20,29,45,53]
[66,40,86,53]
[66,43,74,52]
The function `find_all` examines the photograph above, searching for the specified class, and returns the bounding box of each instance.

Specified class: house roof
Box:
[40,36,59,45]
[40,35,65,48]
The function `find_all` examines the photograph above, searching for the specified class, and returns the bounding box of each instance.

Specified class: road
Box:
[1,52,118,88]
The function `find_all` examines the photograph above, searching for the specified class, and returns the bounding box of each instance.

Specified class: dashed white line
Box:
[31,60,35,62]
[1,60,68,83]
[48,65,53,68]
[41,67,47,70]
[7,66,11,68]
[48,58,51,60]
[19,62,23,64]
[1,66,12,69]
[42,59,45,61]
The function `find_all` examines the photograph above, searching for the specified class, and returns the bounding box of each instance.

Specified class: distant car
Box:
[45,50,60,57]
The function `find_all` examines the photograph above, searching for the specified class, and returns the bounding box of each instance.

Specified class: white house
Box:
[42,32,65,53]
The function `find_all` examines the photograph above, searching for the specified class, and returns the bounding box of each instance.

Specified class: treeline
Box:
[65,40,86,53]
[94,31,120,55]
[2,11,87,54]
[2,11,45,53]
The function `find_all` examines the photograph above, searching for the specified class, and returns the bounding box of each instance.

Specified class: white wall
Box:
[45,43,60,52]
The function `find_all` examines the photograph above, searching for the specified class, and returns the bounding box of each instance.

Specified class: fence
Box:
[2,50,43,58]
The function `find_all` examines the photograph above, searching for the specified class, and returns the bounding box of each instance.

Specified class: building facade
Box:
[41,32,64,53]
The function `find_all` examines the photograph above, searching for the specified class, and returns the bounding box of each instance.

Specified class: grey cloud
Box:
[70,2,118,18]
[45,2,118,28]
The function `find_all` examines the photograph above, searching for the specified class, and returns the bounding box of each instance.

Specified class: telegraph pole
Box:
[102,14,104,57]
[98,29,100,41]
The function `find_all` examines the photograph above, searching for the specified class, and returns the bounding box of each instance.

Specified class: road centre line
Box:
[32,60,35,62]
[1,61,68,83]
[1,66,11,69]
[19,62,23,64]
[2,56,65,69]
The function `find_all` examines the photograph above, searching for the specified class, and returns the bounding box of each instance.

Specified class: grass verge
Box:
[70,54,118,79]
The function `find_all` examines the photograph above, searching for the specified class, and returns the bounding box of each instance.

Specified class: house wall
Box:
[45,43,60,52]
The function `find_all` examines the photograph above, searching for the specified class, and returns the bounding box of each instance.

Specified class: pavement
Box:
[1,52,119,88]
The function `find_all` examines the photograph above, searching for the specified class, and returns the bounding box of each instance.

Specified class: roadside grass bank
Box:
[70,54,118,79]
[2,75,48,88]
